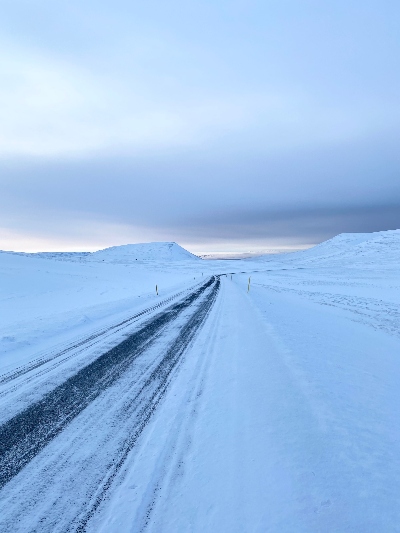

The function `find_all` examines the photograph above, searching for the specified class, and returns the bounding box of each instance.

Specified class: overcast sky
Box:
[1,0,399,252]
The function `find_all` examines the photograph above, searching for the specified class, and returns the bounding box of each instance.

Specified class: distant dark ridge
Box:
[1,251,91,262]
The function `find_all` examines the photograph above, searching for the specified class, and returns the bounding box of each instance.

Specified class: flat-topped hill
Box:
[88,242,200,263]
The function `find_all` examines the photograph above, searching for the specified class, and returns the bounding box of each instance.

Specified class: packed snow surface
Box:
[1,233,400,532]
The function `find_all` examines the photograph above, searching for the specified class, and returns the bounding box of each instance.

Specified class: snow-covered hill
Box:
[88,242,200,263]
[258,229,400,268]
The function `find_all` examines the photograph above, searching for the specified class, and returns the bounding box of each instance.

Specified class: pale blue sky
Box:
[1,1,399,252]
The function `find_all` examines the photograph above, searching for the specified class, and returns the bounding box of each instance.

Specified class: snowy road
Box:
[2,267,400,532]
[93,274,400,532]
[0,276,220,531]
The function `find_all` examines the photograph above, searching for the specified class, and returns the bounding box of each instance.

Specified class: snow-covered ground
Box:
[0,243,209,375]
[1,231,400,531]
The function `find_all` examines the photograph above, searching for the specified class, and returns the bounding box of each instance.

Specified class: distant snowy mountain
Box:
[88,242,200,263]
[262,229,400,267]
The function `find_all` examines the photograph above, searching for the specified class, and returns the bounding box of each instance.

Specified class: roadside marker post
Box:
[247,277,251,292]
[156,284,158,296]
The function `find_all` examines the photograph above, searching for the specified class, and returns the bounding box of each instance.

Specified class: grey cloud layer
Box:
[2,133,399,246]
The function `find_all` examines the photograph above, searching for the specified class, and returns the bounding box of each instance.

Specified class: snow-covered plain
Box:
[1,232,400,532]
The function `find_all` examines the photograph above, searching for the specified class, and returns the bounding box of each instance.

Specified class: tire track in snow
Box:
[0,282,204,428]
[0,281,202,390]
[73,276,220,532]
[131,279,224,533]
[0,277,219,492]
[254,281,400,339]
